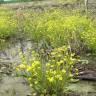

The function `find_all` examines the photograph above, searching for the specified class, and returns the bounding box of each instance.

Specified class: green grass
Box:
[0,8,17,39]
[0,7,96,53]
[23,9,96,53]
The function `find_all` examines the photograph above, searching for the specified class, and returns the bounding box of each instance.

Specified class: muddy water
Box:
[0,40,96,96]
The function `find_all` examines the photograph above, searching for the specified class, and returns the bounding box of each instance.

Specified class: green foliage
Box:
[80,22,96,53]
[16,46,78,95]
[0,8,17,39]
[23,9,96,52]
[0,8,96,53]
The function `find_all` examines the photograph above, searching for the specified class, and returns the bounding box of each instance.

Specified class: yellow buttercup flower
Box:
[34,81,38,84]
[28,77,32,81]
[47,77,54,82]
[59,76,63,81]
[27,66,32,72]
[16,67,19,71]
[34,61,40,65]
[30,84,32,87]
[69,74,73,77]
[59,60,64,64]
[62,69,66,74]
[18,64,26,69]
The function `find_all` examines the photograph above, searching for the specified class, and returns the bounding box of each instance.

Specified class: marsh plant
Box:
[0,8,17,40]
[23,9,96,53]
[16,46,79,96]
[0,8,96,53]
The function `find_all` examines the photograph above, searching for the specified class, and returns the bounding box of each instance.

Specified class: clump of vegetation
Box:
[23,9,96,53]
[0,1,96,96]
[0,8,17,40]
[80,23,96,53]
[16,46,78,95]
[0,8,96,53]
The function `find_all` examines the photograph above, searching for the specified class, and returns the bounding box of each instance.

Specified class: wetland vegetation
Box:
[0,0,96,96]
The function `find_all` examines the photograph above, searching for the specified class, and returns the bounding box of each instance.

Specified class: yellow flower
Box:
[70,78,74,82]
[59,60,64,64]
[57,54,61,57]
[55,75,62,80]
[57,61,60,65]
[47,77,54,82]
[27,66,32,72]
[34,61,40,65]
[51,52,56,56]
[18,64,26,69]
[16,67,19,71]
[69,74,73,77]
[28,78,32,81]
[75,68,78,75]
[53,71,56,75]
[75,68,78,71]
[59,76,63,81]
[76,72,78,75]
[34,81,38,84]
[62,69,66,74]
[46,63,50,67]
[30,84,32,87]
